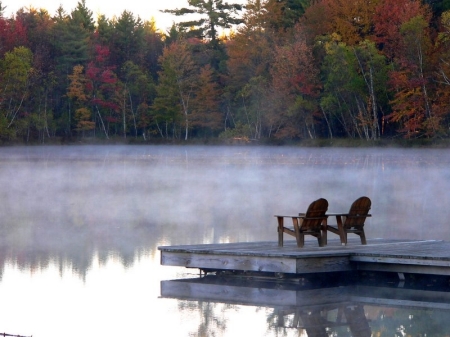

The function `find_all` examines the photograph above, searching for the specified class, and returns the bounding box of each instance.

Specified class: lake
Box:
[0,145,449,336]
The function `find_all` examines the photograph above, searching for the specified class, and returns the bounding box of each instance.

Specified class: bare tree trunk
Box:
[305,121,314,139]
[95,105,109,139]
[155,119,164,138]
[353,48,380,139]
[7,94,25,128]
[416,42,435,136]
[127,89,138,138]
[122,92,127,139]
[178,83,192,141]
[242,95,252,137]
[320,105,333,139]
[336,93,354,137]
[355,97,370,140]
[368,67,380,139]
[44,92,50,139]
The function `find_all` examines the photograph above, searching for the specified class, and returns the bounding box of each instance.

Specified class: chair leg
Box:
[277,217,284,247]
[336,216,346,245]
[318,233,324,247]
[293,218,303,247]
[360,230,367,245]
[299,233,305,248]
[321,219,327,246]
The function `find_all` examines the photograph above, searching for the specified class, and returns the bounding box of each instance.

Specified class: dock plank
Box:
[159,239,450,275]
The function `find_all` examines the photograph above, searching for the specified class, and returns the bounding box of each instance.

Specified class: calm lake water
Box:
[1,145,450,336]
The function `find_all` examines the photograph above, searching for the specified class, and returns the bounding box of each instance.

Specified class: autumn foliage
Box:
[2,0,450,142]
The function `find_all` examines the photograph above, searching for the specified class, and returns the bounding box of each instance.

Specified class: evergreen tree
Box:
[141,19,164,81]
[110,11,145,71]
[53,0,94,74]
[96,15,114,45]
[162,0,243,47]
[50,1,95,137]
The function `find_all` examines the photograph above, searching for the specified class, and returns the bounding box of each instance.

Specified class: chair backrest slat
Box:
[344,196,371,228]
[302,198,328,231]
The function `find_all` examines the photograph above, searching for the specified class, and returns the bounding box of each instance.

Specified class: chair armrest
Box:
[329,213,371,217]
[275,214,302,218]
[275,215,328,219]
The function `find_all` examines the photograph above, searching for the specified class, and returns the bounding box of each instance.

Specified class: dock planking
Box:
[159,238,450,276]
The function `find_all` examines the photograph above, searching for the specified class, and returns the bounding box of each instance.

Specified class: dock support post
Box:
[398,272,405,288]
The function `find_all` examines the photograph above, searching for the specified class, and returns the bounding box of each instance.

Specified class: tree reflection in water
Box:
[162,273,450,337]
[177,300,238,336]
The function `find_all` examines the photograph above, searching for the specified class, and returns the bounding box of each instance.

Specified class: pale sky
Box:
[1,0,247,32]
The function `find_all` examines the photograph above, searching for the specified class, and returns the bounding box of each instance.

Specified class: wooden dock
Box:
[161,274,450,311]
[159,239,450,276]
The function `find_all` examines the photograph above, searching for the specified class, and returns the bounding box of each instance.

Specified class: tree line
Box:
[1,0,450,143]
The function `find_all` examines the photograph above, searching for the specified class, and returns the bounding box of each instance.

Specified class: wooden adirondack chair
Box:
[275,198,329,247]
[327,196,371,245]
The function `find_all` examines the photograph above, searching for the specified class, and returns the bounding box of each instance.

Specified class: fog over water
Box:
[0,145,449,336]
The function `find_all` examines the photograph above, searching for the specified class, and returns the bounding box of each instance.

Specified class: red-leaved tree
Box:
[85,44,121,138]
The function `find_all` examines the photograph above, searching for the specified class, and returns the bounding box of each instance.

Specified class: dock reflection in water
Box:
[161,272,450,336]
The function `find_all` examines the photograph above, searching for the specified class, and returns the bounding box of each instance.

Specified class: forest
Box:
[1,0,450,143]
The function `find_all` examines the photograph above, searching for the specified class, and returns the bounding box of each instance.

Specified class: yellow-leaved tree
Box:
[67,64,95,135]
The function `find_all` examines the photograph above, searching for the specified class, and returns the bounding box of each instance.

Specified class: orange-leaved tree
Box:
[387,15,436,138]
[270,24,322,139]
[190,65,222,136]
[226,0,275,139]
[322,0,381,46]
